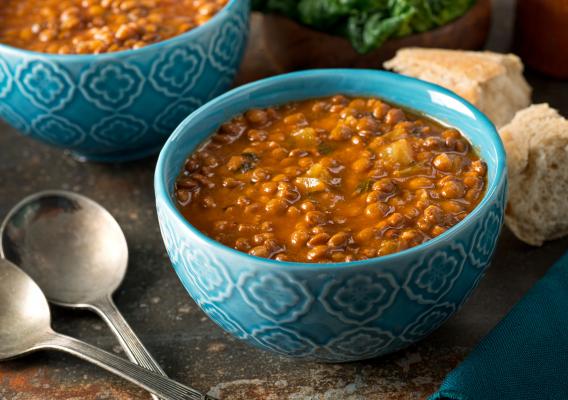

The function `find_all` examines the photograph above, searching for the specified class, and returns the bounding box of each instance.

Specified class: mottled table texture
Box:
[1,1,568,398]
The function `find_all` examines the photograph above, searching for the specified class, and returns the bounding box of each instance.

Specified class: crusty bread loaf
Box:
[384,48,532,127]
[499,104,568,246]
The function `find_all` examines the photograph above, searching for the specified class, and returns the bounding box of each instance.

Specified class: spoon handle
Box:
[91,295,167,400]
[42,331,216,400]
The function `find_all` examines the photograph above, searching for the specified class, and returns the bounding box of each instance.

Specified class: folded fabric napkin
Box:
[430,251,568,400]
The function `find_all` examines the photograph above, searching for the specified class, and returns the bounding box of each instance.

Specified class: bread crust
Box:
[384,48,532,127]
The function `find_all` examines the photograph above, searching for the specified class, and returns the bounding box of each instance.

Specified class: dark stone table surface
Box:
[1,1,567,398]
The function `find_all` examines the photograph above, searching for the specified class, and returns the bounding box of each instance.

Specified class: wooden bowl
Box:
[259,0,491,71]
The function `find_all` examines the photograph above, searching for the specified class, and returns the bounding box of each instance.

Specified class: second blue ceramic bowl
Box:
[155,69,507,362]
[0,0,249,161]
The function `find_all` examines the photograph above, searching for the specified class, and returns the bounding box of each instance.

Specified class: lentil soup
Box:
[175,95,487,263]
[0,0,228,54]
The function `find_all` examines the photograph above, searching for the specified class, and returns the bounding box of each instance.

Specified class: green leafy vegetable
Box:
[317,142,335,155]
[355,179,374,194]
[238,161,255,173]
[238,152,259,173]
[242,152,259,162]
[253,0,476,53]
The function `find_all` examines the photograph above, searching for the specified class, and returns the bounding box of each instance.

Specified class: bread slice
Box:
[499,104,568,246]
[384,48,532,127]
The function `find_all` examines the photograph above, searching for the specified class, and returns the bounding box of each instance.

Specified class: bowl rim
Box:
[0,0,242,61]
[155,68,507,270]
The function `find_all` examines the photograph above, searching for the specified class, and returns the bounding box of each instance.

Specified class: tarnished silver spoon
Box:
[0,190,206,400]
[0,258,213,400]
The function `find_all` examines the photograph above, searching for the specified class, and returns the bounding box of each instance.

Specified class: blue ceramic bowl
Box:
[155,69,507,362]
[0,0,249,162]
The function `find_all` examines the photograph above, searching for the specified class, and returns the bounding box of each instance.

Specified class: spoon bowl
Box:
[1,190,127,306]
[0,258,213,400]
[1,190,179,400]
[0,258,51,360]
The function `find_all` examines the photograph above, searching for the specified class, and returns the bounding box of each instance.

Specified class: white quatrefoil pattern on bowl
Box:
[403,243,467,304]
[326,327,395,360]
[153,97,203,136]
[16,60,75,111]
[150,44,206,97]
[320,272,399,324]
[32,115,85,146]
[401,302,457,343]
[238,271,314,323]
[252,326,317,357]
[200,301,248,340]
[80,62,144,111]
[470,204,504,268]
[179,243,233,303]
[91,115,148,148]
[209,12,247,74]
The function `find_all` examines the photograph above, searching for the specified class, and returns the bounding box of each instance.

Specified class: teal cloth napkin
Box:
[430,251,568,400]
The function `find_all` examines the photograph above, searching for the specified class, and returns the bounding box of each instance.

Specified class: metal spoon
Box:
[0,190,182,400]
[0,258,214,400]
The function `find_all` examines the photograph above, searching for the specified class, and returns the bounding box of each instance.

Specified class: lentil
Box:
[175,95,487,263]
